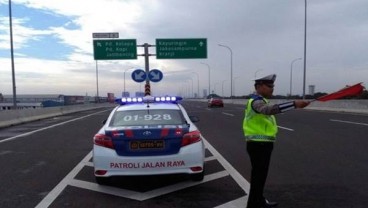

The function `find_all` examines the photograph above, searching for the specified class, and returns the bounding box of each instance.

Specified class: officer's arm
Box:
[252,100,296,115]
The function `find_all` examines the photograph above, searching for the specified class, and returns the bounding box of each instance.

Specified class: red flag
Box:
[316,83,365,102]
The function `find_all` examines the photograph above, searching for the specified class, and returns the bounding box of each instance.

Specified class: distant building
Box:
[203,89,208,98]
[107,93,115,103]
[135,91,144,97]
[309,85,315,96]
[122,91,130,97]
[0,94,107,111]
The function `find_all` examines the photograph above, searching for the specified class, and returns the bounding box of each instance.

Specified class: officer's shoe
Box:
[262,199,278,207]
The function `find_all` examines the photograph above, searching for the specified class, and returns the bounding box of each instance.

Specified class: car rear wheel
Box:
[191,169,205,181]
[95,176,110,185]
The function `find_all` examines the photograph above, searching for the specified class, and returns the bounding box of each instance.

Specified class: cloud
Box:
[0,0,368,97]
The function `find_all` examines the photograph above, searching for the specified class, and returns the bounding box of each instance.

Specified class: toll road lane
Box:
[0,109,112,208]
[181,100,368,208]
[0,108,113,143]
[36,137,247,208]
[0,106,248,208]
[1,100,368,208]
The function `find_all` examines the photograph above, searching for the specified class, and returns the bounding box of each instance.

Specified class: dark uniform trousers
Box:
[246,141,274,208]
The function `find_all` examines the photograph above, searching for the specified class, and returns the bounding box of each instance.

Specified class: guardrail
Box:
[0,103,116,128]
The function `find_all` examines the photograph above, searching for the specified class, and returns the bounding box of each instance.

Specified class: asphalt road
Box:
[0,101,367,208]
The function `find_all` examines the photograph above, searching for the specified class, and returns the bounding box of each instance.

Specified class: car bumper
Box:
[93,141,205,177]
[210,102,223,106]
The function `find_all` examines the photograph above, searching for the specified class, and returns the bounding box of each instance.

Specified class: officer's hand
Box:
[294,100,310,108]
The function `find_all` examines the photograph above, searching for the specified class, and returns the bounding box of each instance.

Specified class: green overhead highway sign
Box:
[93,39,137,60]
[156,38,207,59]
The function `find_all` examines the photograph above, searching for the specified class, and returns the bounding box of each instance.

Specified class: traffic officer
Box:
[243,74,310,208]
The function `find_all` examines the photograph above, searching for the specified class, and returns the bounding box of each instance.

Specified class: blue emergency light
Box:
[116,96,182,105]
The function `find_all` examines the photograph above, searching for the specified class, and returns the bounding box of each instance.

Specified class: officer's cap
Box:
[254,74,276,85]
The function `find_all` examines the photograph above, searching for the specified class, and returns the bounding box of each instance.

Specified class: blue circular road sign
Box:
[148,69,163,82]
[131,69,147,83]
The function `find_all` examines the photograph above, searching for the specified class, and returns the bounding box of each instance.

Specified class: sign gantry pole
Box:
[138,43,155,95]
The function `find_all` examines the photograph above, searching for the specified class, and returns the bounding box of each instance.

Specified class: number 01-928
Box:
[123,114,172,121]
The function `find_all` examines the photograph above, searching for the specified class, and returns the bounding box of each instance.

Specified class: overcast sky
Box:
[0,0,367,98]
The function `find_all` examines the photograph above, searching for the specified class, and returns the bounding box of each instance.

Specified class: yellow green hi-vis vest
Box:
[243,96,278,142]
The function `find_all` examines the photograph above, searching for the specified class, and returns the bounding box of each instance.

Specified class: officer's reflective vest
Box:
[243,96,278,142]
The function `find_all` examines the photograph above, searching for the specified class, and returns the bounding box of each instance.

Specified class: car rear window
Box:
[109,109,186,126]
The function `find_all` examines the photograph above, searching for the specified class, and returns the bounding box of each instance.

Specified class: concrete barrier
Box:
[0,103,116,128]
[1,100,367,129]
[194,99,368,114]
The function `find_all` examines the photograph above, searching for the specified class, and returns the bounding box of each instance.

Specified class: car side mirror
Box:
[102,119,107,125]
[189,115,200,123]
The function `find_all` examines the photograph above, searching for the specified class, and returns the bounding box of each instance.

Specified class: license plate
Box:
[130,140,165,150]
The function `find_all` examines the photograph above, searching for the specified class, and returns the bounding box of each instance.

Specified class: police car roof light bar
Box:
[116,96,182,105]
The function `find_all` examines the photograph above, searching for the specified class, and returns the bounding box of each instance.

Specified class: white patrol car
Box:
[93,96,205,185]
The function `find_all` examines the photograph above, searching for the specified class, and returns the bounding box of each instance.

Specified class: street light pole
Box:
[303,0,308,99]
[9,0,16,109]
[218,44,233,98]
[191,72,200,98]
[200,62,211,96]
[95,61,99,102]
[123,66,134,96]
[221,80,227,97]
[186,78,194,98]
[290,58,302,97]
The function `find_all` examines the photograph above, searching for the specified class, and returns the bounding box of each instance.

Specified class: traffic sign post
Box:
[144,84,151,96]
[156,38,207,59]
[93,39,137,60]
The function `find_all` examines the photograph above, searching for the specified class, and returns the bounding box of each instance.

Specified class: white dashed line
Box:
[222,112,235,116]
[278,125,294,131]
[330,119,368,126]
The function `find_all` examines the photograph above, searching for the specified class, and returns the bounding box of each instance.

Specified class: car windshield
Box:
[109,109,186,127]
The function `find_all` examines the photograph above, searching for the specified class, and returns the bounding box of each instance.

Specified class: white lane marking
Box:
[215,196,248,208]
[135,170,228,201]
[35,150,230,204]
[85,162,94,167]
[330,119,368,126]
[69,171,229,201]
[35,151,93,208]
[0,109,111,144]
[205,156,216,162]
[36,136,249,204]
[278,125,294,131]
[222,112,235,116]
[202,136,250,193]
